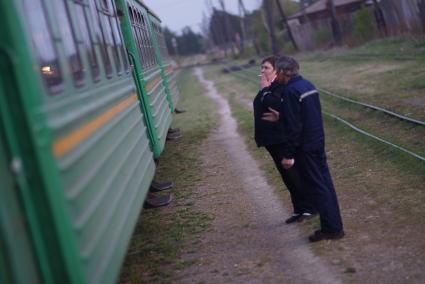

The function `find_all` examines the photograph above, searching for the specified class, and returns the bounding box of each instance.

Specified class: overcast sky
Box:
[143,0,263,34]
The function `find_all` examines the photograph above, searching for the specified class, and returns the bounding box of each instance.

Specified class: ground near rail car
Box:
[120,40,425,283]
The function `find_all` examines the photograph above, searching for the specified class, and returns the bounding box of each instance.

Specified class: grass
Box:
[225,36,425,121]
[217,64,425,165]
[118,69,217,283]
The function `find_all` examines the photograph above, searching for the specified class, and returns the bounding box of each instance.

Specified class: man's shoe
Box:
[144,193,173,209]
[174,108,186,114]
[308,230,345,242]
[297,212,317,223]
[285,214,301,224]
[150,181,173,192]
[166,132,182,141]
[168,127,181,134]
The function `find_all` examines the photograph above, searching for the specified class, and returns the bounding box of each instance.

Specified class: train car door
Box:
[0,96,41,284]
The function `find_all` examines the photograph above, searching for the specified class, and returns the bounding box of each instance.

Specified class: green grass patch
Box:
[119,69,217,283]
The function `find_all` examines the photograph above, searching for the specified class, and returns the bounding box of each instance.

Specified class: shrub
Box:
[313,26,332,46]
[352,6,376,42]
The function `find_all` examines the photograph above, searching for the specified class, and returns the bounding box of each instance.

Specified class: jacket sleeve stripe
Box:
[299,90,318,102]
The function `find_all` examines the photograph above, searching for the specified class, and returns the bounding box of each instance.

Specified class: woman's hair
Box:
[276,56,299,77]
[261,55,278,68]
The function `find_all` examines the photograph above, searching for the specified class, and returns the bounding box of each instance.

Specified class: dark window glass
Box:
[89,0,112,77]
[139,13,152,68]
[74,1,100,80]
[94,0,125,76]
[111,0,129,71]
[23,0,63,93]
[105,2,122,74]
[136,12,147,69]
[52,0,85,86]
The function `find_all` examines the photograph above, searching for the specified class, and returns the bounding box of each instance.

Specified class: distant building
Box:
[288,0,373,25]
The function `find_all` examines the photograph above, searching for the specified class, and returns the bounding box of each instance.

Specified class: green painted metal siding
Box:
[1,0,157,283]
[122,0,173,156]
[46,77,155,283]
[143,68,172,153]
[0,130,41,284]
[164,64,181,108]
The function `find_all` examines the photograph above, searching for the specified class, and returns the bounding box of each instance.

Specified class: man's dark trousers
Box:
[298,148,343,233]
[265,144,315,215]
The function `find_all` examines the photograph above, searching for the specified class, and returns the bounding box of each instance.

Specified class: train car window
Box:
[22,0,63,93]
[89,1,113,78]
[135,10,148,70]
[104,0,123,74]
[128,6,142,62]
[130,8,144,69]
[135,12,147,69]
[52,0,85,87]
[95,0,123,75]
[145,18,157,67]
[73,0,100,81]
[111,0,129,72]
[139,13,153,68]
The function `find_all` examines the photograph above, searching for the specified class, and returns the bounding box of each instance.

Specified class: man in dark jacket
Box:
[263,56,344,242]
[254,56,316,224]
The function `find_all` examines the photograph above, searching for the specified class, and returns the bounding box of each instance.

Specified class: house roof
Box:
[289,0,371,19]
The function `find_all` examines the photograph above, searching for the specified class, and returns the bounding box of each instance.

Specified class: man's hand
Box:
[282,158,294,169]
[261,107,280,122]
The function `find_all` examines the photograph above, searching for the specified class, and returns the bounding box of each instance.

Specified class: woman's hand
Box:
[260,74,270,88]
[261,107,280,122]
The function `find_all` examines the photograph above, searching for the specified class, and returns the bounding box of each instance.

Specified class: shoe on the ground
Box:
[150,181,174,192]
[166,132,182,140]
[168,127,181,134]
[297,212,317,223]
[285,214,302,224]
[144,193,173,209]
[308,230,345,242]
[174,108,186,114]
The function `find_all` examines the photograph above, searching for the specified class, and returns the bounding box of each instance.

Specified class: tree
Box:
[418,0,425,33]
[263,0,279,54]
[327,0,342,45]
[163,26,204,56]
[372,0,388,37]
[275,0,298,51]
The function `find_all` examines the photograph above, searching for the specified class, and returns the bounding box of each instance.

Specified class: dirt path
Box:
[172,68,341,283]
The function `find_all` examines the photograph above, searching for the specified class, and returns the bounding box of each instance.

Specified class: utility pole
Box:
[420,0,425,33]
[372,0,387,36]
[327,0,342,45]
[299,0,308,23]
[275,0,299,51]
[239,0,260,56]
[238,0,247,55]
[218,0,235,56]
[263,0,279,55]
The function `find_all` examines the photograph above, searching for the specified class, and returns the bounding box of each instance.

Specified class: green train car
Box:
[0,0,179,283]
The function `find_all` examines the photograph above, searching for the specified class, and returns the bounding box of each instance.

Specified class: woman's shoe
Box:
[297,212,317,222]
[285,214,301,224]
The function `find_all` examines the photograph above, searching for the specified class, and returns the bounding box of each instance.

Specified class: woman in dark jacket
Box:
[253,56,316,223]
